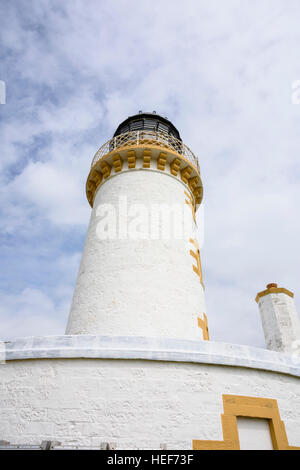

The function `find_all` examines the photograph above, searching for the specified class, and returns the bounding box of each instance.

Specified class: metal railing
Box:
[91,130,199,172]
[0,440,167,450]
[0,440,112,450]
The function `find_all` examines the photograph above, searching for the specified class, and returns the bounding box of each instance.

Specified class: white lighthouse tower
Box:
[66,112,208,341]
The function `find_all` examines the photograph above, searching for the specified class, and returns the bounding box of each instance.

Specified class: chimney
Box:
[256,283,300,353]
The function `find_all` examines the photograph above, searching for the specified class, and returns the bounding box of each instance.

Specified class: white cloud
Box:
[0,287,68,340]
[13,160,89,226]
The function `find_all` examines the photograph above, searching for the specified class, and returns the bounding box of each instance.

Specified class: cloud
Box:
[0,287,68,340]
[1,0,300,346]
[13,160,88,226]
[0,251,81,340]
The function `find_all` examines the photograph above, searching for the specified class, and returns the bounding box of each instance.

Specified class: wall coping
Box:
[255,286,294,303]
[2,335,300,378]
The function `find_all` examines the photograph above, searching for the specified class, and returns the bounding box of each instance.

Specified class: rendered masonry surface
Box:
[1,113,300,450]
[256,283,300,353]
[67,112,206,339]
[66,171,206,339]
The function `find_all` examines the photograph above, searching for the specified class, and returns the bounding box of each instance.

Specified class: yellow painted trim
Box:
[90,168,103,186]
[193,394,300,450]
[184,190,196,224]
[157,151,167,171]
[91,143,200,177]
[188,176,200,192]
[189,238,204,288]
[170,157,181,176]
[181,166,193,184]
[127,150,136,169]
[193,185,203,205]
[100,161,111,179]
[86,145,203,208]
[198,313,209,340]
[255,287,294,303]
[112,154,123,173]
[143,149,151,169]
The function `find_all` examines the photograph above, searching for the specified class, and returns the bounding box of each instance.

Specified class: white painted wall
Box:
[258,292,300,353]
[237,418,273,450]
[66,167,206,340]
[0,356,299,449]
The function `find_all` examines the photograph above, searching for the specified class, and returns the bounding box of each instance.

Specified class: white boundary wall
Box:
[0,336,299,449]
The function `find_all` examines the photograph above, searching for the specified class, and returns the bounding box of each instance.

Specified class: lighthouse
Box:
[66,112,208,340]
[1,113,300,450]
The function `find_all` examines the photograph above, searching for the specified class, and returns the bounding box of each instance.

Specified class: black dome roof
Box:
[113,112,181,141]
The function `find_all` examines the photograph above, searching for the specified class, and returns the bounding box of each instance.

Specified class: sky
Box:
[1,0,300,348]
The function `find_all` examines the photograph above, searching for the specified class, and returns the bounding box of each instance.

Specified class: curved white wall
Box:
[0,353,299,449]
[66,169,206,340]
